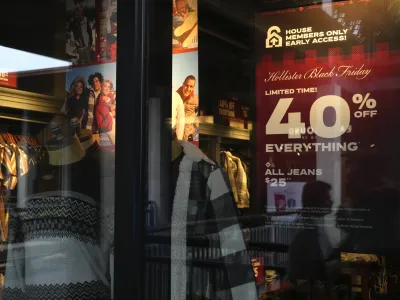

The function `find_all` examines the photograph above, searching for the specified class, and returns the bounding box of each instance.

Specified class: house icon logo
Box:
[266,26,282,48]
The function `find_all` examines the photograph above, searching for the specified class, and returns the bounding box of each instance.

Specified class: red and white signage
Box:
[0,72,17,88]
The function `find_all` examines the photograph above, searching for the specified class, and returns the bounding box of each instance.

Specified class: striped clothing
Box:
[87,89,101,132]
[1,144,30,190]
[2,146,17,190]
[0,144,30,242]
[4,153,114,300]
[171,141,257,300]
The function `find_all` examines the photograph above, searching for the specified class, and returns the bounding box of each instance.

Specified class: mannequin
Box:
[70,117,100,153]
[170,140,257,300]
[4,118,113,300]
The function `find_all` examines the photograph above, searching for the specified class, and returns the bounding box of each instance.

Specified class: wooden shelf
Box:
[200,123,251,141]
[0,87,62,115]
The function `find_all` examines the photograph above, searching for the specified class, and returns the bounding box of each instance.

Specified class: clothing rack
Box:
[0,133,39,147]
[0,133,43,245]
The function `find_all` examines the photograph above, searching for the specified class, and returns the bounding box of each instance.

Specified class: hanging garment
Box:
[0,189,7,242]
[0,146,4,181]
[0,142,31,243]
[17,146,29,178]
[221,151,250,208]
[241,159,251,191]
[2,145,17,190]
[171,141,257,300]
[4,153,114,300]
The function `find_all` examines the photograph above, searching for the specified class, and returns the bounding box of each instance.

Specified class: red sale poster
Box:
[0,72,17,88]
[251,257,265,286]
[256,0,400,210]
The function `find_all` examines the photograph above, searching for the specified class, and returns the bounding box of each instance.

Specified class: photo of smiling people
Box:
[64,62,116,151]
[172,51,199,144]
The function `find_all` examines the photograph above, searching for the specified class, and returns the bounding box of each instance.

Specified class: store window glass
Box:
[145,0,400,299]
[0,0,116,299]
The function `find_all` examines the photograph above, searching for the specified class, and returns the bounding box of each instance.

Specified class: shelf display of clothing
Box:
[170,140,257,300]
[0,134,43,243]
[0,136,38,191]
[220,151,250,208]
[4,120,113,300]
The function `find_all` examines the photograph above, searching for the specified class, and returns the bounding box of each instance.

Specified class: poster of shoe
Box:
[173,0,198,54]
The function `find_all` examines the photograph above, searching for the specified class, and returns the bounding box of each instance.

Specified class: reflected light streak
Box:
[0,46,71,73]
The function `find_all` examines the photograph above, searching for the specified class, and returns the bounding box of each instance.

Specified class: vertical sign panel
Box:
[65,0,117,151]
[172,0,199,145]
[256,0,400,216]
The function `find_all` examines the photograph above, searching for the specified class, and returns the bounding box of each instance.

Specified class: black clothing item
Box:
[65,93,90,129]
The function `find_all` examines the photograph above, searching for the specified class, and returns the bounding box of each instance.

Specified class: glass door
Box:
[143,0,400,299]
[0,1,119,299]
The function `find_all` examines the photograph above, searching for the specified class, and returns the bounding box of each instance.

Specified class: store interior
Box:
[0,0,117,298]
[151,0,400,299]
[0,0,400,299]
